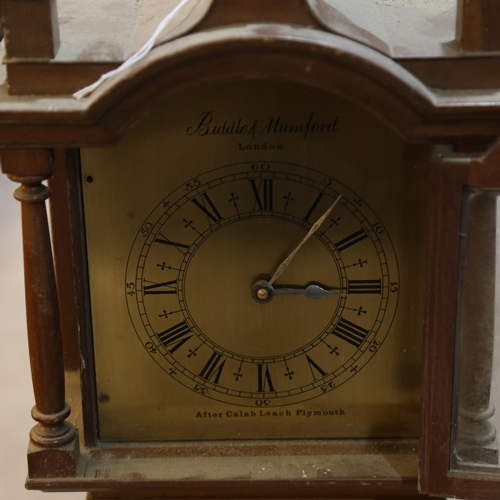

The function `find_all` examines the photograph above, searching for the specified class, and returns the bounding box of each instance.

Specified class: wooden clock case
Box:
[1,1,500,499]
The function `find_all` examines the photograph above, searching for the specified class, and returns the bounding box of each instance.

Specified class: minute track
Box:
[126,161,399,407]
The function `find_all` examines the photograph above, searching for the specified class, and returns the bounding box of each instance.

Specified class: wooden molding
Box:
[6,63,119,96]
[1,25,500,148]
[26,438,425,495]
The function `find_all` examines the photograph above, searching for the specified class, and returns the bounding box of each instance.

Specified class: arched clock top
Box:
[0,24,500,148]
[83,25,436,143]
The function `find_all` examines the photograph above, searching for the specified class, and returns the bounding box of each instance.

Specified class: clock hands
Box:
[268,195,342,285]
[252,194,343,303]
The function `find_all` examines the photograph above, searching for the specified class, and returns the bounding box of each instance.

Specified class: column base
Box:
[27,428,80,479]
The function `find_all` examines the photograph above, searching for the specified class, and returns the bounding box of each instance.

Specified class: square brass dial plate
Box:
[81,80,428,441]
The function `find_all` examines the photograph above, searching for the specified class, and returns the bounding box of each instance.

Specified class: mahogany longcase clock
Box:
[1,1,500,499]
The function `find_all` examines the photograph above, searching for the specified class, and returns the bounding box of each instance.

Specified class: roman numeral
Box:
[335,229,368,252]
[143,279,177,295]
[199,352,226,384]
[257,364,275,392]
[348,279,381,294]
[250,179,274,210]
[192,193,222,223]
[155,237,189,250]
[332,318,369,348]
[304,192,324,221]
[306,355,328,380]
[158,321,192,353]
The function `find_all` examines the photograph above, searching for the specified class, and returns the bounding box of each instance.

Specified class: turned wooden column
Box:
[456,190,499,465]
[1,149,78,478]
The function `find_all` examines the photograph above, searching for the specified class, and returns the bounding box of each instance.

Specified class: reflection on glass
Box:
[452,188,500,473]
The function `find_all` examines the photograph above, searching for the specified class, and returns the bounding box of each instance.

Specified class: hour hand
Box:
[251,280,345,303]
[275,284,345,300]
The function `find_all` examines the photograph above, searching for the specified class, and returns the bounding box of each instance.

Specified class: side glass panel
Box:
[452,188,500,474]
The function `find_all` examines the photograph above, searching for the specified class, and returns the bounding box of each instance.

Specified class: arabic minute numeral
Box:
[255,399,271,406]
[369,339,382,353]
[321,381,336,393]
[141,222,153,237]
[126,282,135,296]
[185,178,201,191]
[390,281,399,293]
[251,162,270,171]
[145,342,157,354]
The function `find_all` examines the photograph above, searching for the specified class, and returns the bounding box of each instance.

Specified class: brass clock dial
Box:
[81,80,426,441]
[125,161,399,407]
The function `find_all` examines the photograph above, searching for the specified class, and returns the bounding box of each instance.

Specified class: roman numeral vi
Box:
[257,364,275,392]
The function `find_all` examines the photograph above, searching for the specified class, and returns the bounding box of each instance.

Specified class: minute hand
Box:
[268,194,342,285]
